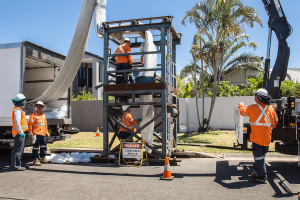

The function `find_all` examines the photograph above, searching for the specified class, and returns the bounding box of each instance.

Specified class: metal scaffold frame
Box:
[101,16,181,158]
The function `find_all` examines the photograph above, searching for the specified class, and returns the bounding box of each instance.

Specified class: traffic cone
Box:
[160,157,174,180]
[95,127,100,137]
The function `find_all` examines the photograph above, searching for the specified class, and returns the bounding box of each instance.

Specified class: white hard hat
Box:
[124,38,131,42]
[254,88,268,97]
[12,94,26,101]
[35,101,46,107]
[122,105,130,112]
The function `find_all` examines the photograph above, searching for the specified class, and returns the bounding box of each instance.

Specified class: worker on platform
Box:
[11,94,29,171]
[238,88,278,184]
[112,38,135,84]
[118,105,142,139]
[28,101,50,166]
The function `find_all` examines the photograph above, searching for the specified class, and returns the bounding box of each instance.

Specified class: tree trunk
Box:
[200,35,205,130]
[207,26,220,129]
[193,58,202,131]
[216,28,226,96]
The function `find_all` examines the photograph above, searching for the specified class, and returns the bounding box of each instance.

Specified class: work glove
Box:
[137,118,142,123]
[238,102,244,106]
[20,132,25,139]
[46,133,50,137]
[28,133,33,138]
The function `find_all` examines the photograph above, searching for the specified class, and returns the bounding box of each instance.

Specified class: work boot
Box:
[253,178,267,184]
[12,167,26,171]
[33,158,42,166]
[41,157,48,164]
[250,171,259,179]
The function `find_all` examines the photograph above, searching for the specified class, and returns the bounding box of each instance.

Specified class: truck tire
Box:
[275,142,298,155]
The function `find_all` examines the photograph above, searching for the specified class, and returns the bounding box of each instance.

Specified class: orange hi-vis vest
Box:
[12,106,28,137]
[119,111,138,133]
[28,112,48,136]
[239,102,278,146]
[112,43,133,64]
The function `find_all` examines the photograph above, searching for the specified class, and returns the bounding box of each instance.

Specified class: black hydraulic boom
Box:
[262,0,292,99]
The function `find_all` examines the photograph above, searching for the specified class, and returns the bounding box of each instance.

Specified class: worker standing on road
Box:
[112,38,135,84]
[28,101,50,166]
[238,88,278,183]
[118,105,142,139]
[11,94,28,171]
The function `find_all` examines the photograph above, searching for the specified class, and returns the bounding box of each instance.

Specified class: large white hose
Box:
[139,31,157,152]
[29,0,96,103]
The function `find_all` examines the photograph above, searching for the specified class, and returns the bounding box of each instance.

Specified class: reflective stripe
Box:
[250,122,273,127]
[34,112,41,124]
[33,124,46,126]
[254,156,264,160]
[40,145,47,148]
[127,126,134,129]
[243,109,248,116]
[12,125,28,130]
[32,147,39,150]
[130,118,135,122]
[250,104,272,127]
[117,75,123,76]
[29,119,34,122]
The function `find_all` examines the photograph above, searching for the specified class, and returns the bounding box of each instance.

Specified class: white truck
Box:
[0,41,74,149]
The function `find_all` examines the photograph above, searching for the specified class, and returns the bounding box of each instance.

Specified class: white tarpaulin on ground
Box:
[29,0,96,103]
[139,31,156,152]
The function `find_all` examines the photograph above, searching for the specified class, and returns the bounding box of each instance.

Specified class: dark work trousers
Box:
[116,63,135,84]
[118,131,131,140]
[252,142,269,180]
[11,134,25,170]
[32,135,47,160]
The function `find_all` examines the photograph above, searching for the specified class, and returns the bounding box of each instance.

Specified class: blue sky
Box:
[0,0,299,73]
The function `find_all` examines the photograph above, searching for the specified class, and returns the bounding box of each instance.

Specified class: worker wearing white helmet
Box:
[112,38,135,84]
[238,88,278,183]
[28,101,50,166]
[11,94,28,171]
[118,105,142,139]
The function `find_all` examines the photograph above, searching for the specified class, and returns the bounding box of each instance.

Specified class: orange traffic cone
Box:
[95,127,100,137]
[160,157,174,180]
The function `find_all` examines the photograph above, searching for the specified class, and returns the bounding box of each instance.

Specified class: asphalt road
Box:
[0,151,299,200]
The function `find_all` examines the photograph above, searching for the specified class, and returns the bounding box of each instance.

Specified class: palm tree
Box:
[207,0,262,128]
[180,61,202,130]
[182,2,211,132]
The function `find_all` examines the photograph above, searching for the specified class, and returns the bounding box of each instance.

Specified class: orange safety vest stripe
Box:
[11,106,28,137]
[119,111,137,133]
[112,44,133,64]
[239,102,278,146]
[28,112,48,136]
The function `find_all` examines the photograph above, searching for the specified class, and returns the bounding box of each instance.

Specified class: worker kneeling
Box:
[238,88,278,184]
[28,101,50,166]
[118,105,142,139]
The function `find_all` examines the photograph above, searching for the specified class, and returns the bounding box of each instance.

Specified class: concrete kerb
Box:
[47,148,297,159]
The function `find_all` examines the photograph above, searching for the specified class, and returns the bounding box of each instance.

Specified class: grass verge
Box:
[48,130,276,154]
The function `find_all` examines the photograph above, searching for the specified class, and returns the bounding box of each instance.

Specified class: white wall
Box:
[179,96,255,132]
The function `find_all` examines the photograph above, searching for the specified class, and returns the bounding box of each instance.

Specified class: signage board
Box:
[122,142,143,159]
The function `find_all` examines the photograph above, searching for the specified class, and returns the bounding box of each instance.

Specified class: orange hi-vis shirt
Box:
[239,102,278,146]
[12,106,28,137]
[112,43,132,64]
[119,111,138,133]
[28,112,48,136]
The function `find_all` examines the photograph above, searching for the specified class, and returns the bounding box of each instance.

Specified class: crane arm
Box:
[262,0,292,99]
